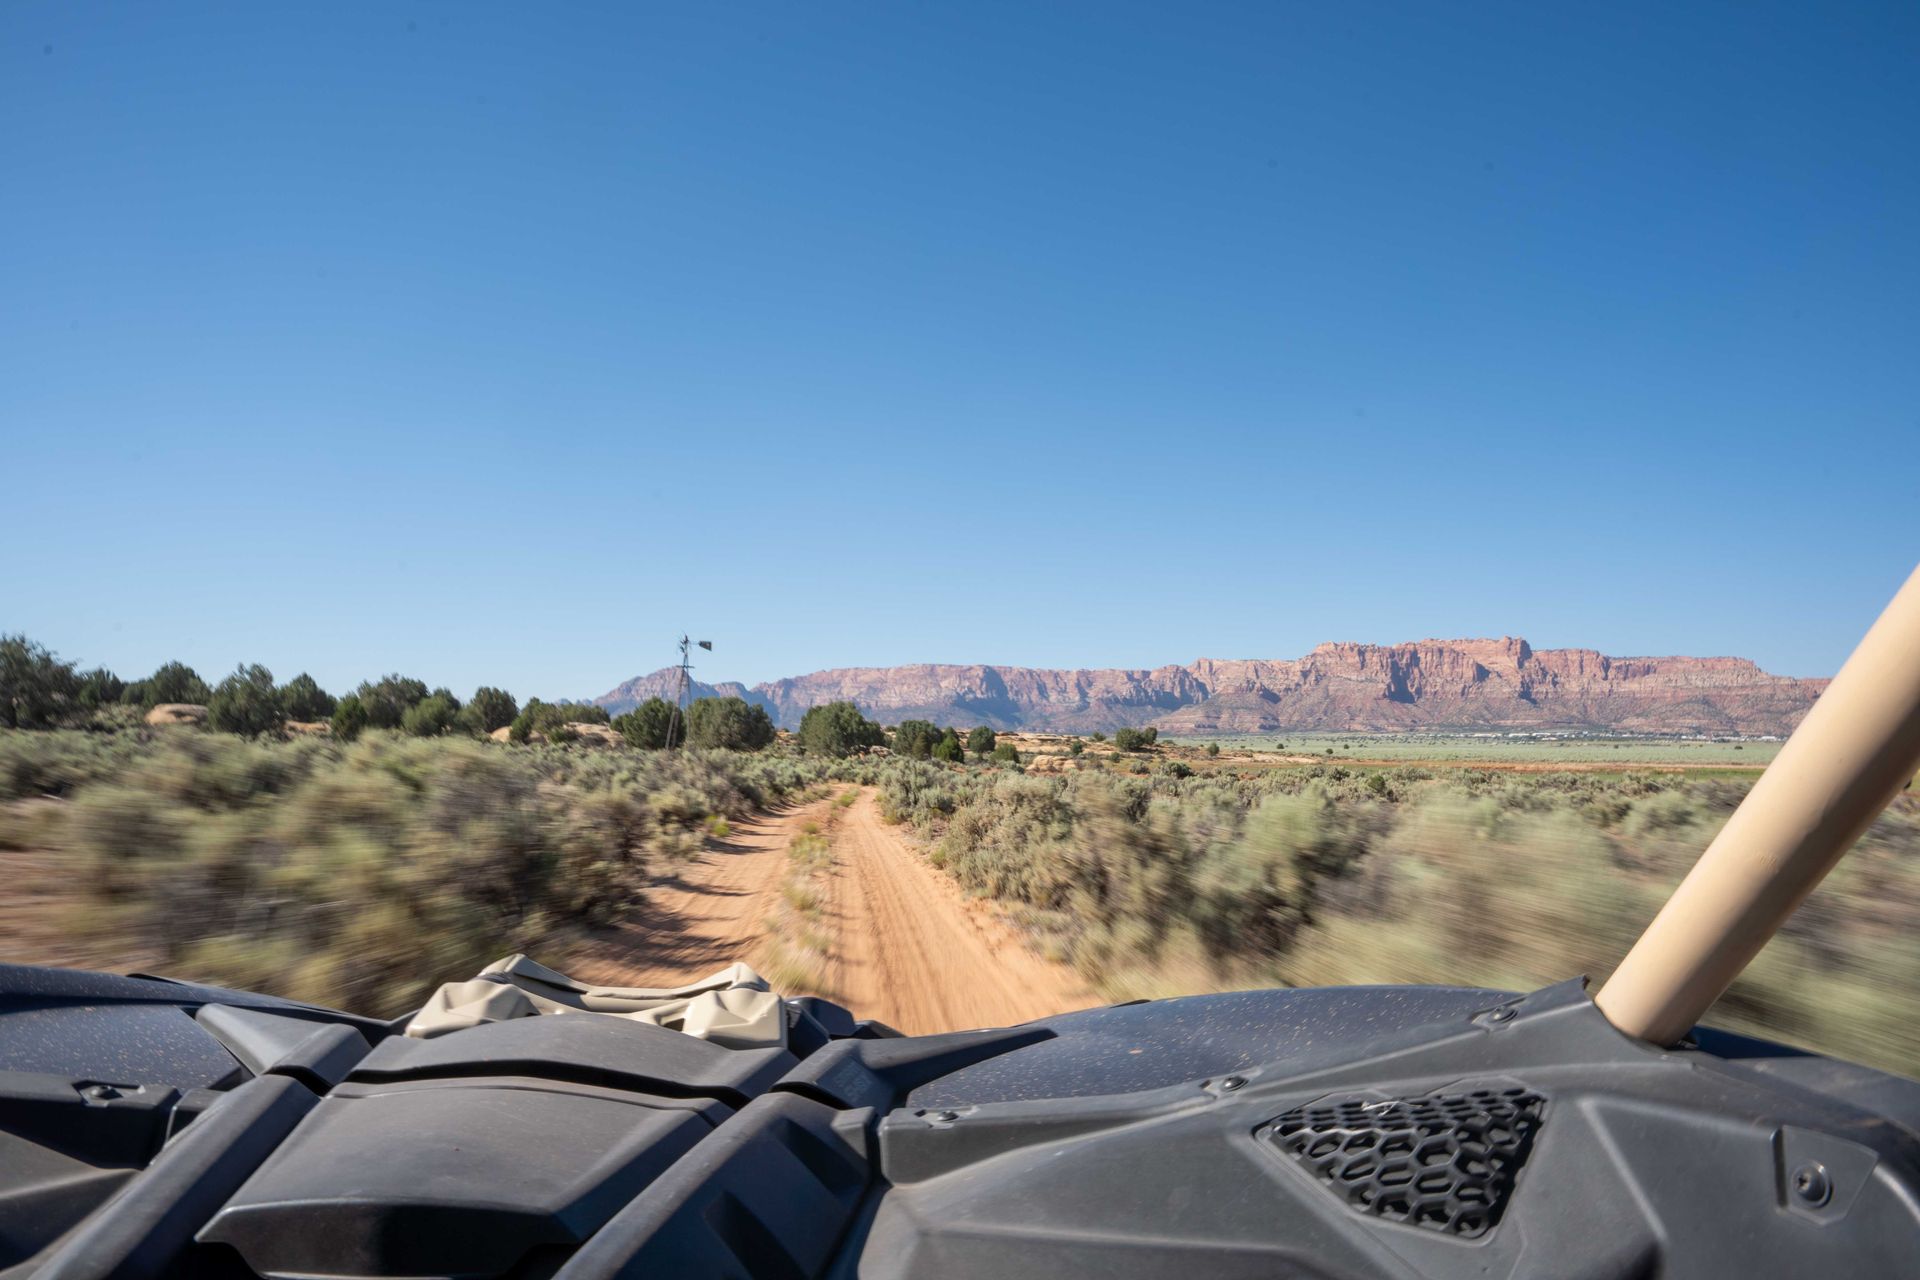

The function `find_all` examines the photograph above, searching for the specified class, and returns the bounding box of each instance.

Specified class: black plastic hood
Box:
[4,963,1918,1280]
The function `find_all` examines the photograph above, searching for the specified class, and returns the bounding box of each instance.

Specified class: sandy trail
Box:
[561,797,836,989]
[571,788,1094,1034]
[818,791,1095,1033]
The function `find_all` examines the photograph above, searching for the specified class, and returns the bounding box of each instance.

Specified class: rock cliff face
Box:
[1161,640,1825,735]
[595,641,1826,736]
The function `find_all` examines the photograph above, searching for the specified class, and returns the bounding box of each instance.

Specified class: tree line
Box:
[3,635,1066,761]
[888,719,1014,763]
[610,696,776,751]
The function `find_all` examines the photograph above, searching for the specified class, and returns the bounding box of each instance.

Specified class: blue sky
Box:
[4,2,1915,698]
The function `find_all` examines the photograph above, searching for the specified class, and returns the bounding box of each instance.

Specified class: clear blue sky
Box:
[4,2,1915,698]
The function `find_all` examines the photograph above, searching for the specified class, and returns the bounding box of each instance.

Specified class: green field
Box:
[1168,733,1782,767]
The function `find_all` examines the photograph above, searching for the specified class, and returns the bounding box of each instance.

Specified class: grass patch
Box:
[761,822,837,996]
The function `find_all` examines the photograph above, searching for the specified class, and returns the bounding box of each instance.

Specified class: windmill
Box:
[663,635,713,750]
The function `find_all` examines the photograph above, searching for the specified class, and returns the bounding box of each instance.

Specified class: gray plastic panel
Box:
[555,1092,872,1280]
[776,1026,1055,1112]
[842,983,1920,1280]
[199,1077,712,1280]
[0,1005,240,1092]
[350,1011,795,1108]
[195,1005,370,1091]
[34,1075,317,1280]
[906,986,1505,1107]
[0,963,390,1037]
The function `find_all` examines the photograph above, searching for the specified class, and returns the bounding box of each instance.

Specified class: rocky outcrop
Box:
[144,703,207,727]
[594,640,1827,736]
[562,722,622,747]
[485,722,621,746]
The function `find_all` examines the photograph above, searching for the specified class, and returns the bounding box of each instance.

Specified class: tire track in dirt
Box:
[819,790,1095,1033]
[571,787,1094,1034]
[563,795,837,989]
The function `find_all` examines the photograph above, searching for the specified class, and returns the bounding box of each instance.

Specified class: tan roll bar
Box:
[1594,562,1920,1046]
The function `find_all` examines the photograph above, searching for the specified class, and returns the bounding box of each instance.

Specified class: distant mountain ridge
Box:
[593,639,1827,737]
[594,668,774,716]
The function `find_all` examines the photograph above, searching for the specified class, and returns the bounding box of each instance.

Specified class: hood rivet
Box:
[1791,1162,1832,1208]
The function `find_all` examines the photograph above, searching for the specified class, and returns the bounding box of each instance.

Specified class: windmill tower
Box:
[663,635,712,750]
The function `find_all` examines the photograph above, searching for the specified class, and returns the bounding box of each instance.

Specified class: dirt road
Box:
[570,788,1095,1034]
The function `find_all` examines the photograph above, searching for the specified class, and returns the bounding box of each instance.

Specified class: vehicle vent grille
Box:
[1261,1086,1545,1238]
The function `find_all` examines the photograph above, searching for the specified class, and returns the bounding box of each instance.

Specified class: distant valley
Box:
[594,638,1827,737]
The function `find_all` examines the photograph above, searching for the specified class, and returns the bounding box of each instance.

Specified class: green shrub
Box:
[510,699,610,743]
[932,730,964,763]
[132,661,213,708]
[992,742,1019,764]
[966,726,998,758]
[0,729,148,799]
[877,759,960,829]
[77,668,126,710]
[330,694,370,742]
[686,697,776,751]
[278,673,337,721]
[613,698,676,749]
[208,664,284,738]
[798,702,885,758]
[401,692,460,737]
[1,635,82,728]
[892,720,943,759]
[463,686,518,735]
[1113,726,1159,752]
[355,675,429,729]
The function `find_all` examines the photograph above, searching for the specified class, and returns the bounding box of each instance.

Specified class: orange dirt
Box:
[816,790,1096,1033]
[563,798,834,990]
[571,788,1095,1034]
[0,805,160,972]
